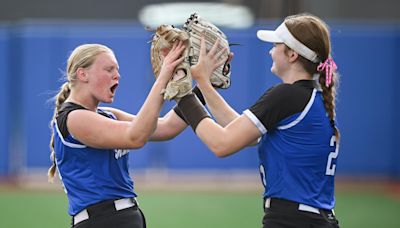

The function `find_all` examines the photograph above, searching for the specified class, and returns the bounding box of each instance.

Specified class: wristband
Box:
[173,106,188,123]
[177,93,210,131]
[192,86,206,105]
[173,85,206,124]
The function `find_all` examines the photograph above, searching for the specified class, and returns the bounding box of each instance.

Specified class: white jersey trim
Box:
[54,121,87,148]
[243,109,268,134]
[277,88,317,130]
[100,109,117,120]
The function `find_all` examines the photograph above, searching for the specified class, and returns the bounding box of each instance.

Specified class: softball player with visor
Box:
[177,13,341,228]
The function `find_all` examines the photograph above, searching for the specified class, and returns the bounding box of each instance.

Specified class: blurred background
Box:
[0,0,399,227]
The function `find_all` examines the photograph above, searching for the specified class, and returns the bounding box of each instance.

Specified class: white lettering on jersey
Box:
[114,149,130,159]
[325,135,339,176]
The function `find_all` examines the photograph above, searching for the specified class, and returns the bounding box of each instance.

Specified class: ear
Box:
[76,68,89,82]
[288,50,299,63]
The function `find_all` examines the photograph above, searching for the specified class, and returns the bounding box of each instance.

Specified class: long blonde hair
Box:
[48,44,113,182]
[284,13,340,141]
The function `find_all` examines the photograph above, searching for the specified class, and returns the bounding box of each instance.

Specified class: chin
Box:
[103,98,113,103]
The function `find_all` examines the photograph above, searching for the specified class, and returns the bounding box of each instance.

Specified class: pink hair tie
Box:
[317,57,337,87]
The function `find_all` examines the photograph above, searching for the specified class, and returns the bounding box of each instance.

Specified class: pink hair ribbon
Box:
[317,57,337,87]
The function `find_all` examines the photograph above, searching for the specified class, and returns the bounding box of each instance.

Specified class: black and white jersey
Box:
[243,80,338,210]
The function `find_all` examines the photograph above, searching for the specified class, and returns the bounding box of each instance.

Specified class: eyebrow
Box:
[105,65,119,70]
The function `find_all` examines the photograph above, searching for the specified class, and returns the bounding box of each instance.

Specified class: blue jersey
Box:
[53,102,136,216]
[243,80,339,210]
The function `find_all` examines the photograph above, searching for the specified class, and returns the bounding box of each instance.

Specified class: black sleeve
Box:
[56,102,116,138]
[247,83,312,131]
[55,102,87,138]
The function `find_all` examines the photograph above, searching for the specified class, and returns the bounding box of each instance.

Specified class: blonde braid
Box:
[48,82,70,182]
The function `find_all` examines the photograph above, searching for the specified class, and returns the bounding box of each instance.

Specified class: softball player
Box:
[178,13,340,227]
[48,42,190,228]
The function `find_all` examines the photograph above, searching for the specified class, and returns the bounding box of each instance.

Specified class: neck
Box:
[66,90,99,111]
[279,66,312,84]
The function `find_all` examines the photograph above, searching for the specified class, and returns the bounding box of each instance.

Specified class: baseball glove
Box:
[150,25,193,100]
[150,13,231,100]
[183,13,231,89]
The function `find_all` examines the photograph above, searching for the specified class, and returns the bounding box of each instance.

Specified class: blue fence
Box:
[0,20,399,178]
[0,24,9,175]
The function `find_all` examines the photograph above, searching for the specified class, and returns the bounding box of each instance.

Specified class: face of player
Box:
[269,43,290,78]
[85,52,120,103]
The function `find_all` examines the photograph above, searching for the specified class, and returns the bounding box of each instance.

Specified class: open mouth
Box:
[110,83,118,94]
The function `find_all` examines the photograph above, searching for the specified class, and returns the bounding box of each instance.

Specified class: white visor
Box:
[257,22,320,63]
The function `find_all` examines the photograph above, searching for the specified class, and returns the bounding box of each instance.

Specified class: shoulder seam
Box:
[277,88,317,130]
[54,120,86,148]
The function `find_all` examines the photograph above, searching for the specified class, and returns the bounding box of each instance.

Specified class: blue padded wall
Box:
[1,21,399,178]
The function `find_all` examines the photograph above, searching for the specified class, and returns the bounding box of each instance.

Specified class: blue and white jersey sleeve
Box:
[243,80,314,134]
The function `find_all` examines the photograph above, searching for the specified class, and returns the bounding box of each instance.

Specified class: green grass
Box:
[0,189,399,228]
[140,192,264,228]
[335,191,400,228]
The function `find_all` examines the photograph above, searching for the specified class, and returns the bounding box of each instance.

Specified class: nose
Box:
[113,71,120,80]
[269,47,273,55]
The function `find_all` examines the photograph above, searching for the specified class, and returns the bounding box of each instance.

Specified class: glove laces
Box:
[317,57,337,87]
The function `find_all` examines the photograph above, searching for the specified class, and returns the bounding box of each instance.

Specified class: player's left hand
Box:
[191,36,229,86]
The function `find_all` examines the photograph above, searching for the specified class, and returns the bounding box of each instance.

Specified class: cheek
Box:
[269,48,273,56]
[91,75,109,90]
[270,49,277,60]
[271,48,285,63]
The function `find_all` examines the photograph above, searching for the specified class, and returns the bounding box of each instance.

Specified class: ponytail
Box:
[48,82,71,182]
[48,44,111,182]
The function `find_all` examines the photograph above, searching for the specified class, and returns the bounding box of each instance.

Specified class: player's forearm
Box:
[128,81,165,145]
[149,110,187,141]
[197,82,239,127]
[100,107,135,121]
[195,119,238,157]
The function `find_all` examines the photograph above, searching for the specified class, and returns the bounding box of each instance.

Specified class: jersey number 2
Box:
[325,135,339,176]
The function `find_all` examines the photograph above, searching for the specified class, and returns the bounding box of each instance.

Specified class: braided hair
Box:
[284,13,340,140]
[48,44,113,182]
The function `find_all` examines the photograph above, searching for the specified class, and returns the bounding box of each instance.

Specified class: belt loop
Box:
[298,204,320,214]
[134,197,139,206]
[264,198,271,208]
[73,209,89,225]
[114,197,137,211]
